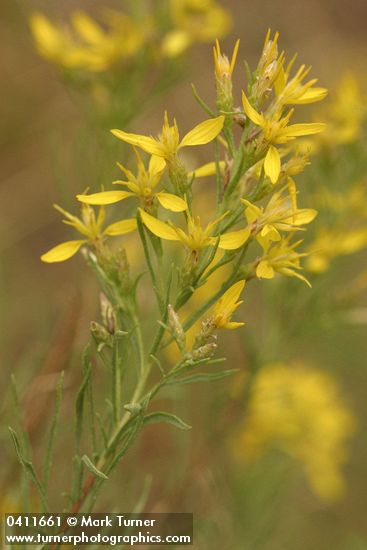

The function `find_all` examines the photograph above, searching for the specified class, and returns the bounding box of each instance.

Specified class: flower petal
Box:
[215,280,246,315]
[264,145,281,184]
[286,208,318,225]
[104,218,137,236]
[218,228,251,250]
[111,130,165,157]
[138,209,179,241]
[241,199,262,223]
[41,240,86,263]
[291,87,328,105]
[256,260,275,279]
[77,190,134,205]
[223,321,245,330]
[189,161,226,178]
[279,267,311,287]
[242,92,264,126]
[72,12,104,45]
[149,155,166,176]
[180,116,225,148]
[284,123,326,137]
[156,192,187,212]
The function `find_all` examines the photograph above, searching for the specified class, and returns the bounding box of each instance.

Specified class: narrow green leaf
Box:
[96,413,108,449]
[149,264,174,357]
[75,352,91,454]
[191,84,216,117]
[132,475,153,514]
[8,427,49,512]
[137,211,164,312]
[143,411,191,430]
[43,370,65,490]
[150,354,165,376]
[168,369,239,386]
[105,416,144,476]
[82,455,108,480]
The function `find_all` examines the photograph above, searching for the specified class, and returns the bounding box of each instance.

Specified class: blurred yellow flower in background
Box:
[30,11,147,72]
[162,0,231,57]
[297,74,366,153]
[232,363,355,501]
[306,227,367,273]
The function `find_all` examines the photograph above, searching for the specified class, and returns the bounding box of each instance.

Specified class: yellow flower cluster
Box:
[298,74,366,154]
[162,0,231,57]
[242,31,327,184]
[30,11,147,72]
[30,0,231,73]
[232,363,355,501]
[41,31,327,338]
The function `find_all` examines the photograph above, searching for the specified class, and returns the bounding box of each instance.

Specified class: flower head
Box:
[111,112,225,164]
[30,11,146,72]
[256,236,311,286]
[139,208,250,254]
[212,280,246,329]
[162,0,231,57]
[242,91,326,184]
[274,56,328,107]
[242,186,317,243]
[41,203,136,263]
[77,151,187,213]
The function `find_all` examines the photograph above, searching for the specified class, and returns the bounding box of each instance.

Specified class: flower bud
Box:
[100,293,116,334]
[90,321,112,350]
[192,342,217,360]
[168,304,186,351]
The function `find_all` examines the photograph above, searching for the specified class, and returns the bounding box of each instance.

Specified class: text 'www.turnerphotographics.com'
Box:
[4,513,193,546]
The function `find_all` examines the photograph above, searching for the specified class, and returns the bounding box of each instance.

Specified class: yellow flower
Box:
[30,10,146,73]
[41,204,136,263]
[212,280,246,329]
[256,236,311,286]
[306,227,367,274]
[139,208,250,252]
[30,13,68,65]
[274,57,328,106]
[242,91,326,183]
[162,0,231,58]
[111,112,225,164]
[232,363,355,502]
[242,187,317,243]
[77,151,187,213]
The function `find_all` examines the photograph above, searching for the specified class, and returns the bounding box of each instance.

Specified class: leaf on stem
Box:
[82,455,108,480]
[167,369,239,385]
[143,412,191,430]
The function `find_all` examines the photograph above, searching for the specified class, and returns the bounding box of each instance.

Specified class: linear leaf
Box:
[9,427,49,511]
[143,411,191,430]
[167,369,239,386]
[82,455,108,480]
[43,370,65,490]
